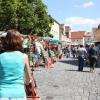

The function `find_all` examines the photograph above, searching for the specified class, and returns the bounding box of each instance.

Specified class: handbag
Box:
[25,82,41,100]
[24,67,41,100]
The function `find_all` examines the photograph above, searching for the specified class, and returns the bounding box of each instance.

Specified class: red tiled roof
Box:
[71,31,85,39]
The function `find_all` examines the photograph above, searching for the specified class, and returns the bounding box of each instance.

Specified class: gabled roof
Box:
[51,17,60,25]
[71,31,85,39]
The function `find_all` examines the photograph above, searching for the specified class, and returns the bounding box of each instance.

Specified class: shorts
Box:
[32,54,40,61]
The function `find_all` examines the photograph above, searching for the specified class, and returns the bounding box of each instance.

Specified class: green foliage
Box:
[0,0,53,36]
[31,0,53,36]
[17,0,37,34]
[0,0,19,30]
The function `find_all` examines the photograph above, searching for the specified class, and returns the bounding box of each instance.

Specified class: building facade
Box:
[49,20,60,40]
[83,32,93,45]
[71,31,85,45]
[95,29,100,41]
[49,19,71,46]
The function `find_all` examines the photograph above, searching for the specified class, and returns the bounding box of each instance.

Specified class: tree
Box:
[0,0,19,30]
[30,0,53,36]
[17,0,37,34]
[0,0,53,36]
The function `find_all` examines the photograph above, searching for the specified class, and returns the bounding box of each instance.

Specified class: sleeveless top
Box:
[0,51,26,98]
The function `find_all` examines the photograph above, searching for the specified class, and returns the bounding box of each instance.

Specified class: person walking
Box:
[23,36,30,53]
[71,46,76,58]
[88,44,97,72]
[64,46,70,58]
[85,44,90,66]
[0,29,32,100]
[77,45,87,71]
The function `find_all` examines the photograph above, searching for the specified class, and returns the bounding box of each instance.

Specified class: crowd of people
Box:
[0,29,63,100]
[63,43,100,72]
[23,36,100,72]
[0,29,100,100]
[22,35,63,70]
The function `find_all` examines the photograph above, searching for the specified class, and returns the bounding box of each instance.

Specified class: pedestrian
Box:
[34,39,44,56]
[23,36,30,53]
[85,44,90,66]
[42,47,51,69]
[71,46,76,58]
[77,45,87,71]
[88,44,97,72]
[32,44,40,68]
[0,29,32,100]
[65,46,70,58]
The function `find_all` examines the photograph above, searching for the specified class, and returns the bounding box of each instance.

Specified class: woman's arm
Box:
[24,54,33,85]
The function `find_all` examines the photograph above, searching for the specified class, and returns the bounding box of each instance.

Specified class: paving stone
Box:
[81,96,88,100]
[33,57,100,100]
[88,95,97,100]
[74,96,81,100]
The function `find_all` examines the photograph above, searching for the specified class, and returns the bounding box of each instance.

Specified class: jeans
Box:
[78,56,84,71]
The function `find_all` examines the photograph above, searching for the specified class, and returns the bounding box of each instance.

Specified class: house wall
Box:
[71,39,83,45]
[84,36,92,45]
[49,19,71,45]
[50,21,60,40]
[95,29,100,41]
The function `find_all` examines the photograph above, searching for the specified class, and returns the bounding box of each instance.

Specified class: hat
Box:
[0,31,7,37]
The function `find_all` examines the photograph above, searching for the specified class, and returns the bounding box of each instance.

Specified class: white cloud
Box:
[65,17,100,25]
[83,1,95,8]
[74,1,95,8]
[65,17,100,31]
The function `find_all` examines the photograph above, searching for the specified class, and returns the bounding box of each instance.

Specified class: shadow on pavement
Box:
[65,69,90,73]
[60,58,100,68]
[59,59,78,66]
[98,73,100,76]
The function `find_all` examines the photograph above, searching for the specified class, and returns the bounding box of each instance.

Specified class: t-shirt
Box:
[89,48,97,57]
[35,41,44,55]
[23,38,29,48]
[77,47,87,58]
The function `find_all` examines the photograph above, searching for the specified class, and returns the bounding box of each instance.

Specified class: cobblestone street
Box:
[33,57,100,100]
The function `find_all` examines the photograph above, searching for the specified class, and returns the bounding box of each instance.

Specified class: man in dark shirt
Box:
[89,44,97,72]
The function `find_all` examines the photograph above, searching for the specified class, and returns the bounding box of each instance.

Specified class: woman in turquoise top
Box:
[0,30,32,100]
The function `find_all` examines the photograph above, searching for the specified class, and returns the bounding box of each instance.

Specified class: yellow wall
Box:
[96,29,100,41]
[50,21,60,40]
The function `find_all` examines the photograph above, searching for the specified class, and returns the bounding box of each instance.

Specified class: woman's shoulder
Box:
[23,53,28,60]
[0,52,6,56]
[0,51,23,56]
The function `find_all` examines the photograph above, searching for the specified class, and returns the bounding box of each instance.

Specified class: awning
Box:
[43,37,60,43]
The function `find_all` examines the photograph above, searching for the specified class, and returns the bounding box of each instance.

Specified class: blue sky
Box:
[42,0,100,32]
